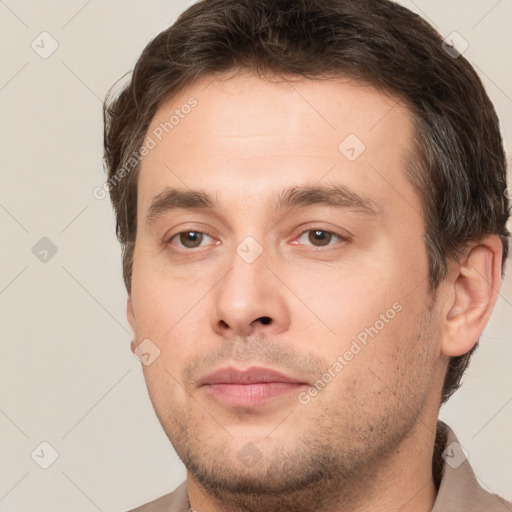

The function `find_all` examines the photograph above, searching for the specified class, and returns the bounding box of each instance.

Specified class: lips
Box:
[200,367,304,385]
[199,366,307,407]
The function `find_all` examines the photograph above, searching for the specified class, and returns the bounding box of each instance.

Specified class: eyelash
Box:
[166,227,348,251]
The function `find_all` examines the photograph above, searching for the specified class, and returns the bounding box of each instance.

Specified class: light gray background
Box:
[0,1,511,510]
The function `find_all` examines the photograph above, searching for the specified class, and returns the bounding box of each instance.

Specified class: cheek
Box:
[129,265,198,393]
[316,302,438,421]
[131,248,208,338]
[293,229,427,342]
[284,258,405,348]
[140,361,188,431]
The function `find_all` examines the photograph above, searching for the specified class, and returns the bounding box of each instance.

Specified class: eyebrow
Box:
[146,183,378,225]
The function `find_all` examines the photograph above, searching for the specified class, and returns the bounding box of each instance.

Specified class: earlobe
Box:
[441,236,502,357]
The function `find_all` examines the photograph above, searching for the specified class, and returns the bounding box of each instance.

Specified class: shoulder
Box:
[126,481,189,512]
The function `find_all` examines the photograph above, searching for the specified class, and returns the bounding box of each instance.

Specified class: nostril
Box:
[258,316,272,325]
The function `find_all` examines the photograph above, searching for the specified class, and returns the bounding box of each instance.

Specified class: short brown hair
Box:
[103,0,510,404]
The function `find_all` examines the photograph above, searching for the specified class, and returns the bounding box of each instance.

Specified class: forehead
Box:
[137,71,418,217]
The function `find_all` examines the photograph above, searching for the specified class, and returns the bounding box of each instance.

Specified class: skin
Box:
[127,70,502,512]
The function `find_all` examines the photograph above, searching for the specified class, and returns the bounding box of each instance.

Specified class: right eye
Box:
[167,230,217,250]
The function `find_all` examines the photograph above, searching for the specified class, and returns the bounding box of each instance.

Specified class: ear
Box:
[127,294,137,353]
[441,235,503,357]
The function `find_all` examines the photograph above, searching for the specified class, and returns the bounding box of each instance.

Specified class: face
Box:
[128,72,446,504]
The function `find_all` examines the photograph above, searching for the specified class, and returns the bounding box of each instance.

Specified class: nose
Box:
[210,243,291,338]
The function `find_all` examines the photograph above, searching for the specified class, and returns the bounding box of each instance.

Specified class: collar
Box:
[432,420,510,510]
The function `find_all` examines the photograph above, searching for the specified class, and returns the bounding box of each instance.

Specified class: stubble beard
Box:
[154,301,439,512]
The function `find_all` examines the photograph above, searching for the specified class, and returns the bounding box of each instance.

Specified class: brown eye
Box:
[308,230,333,246]
[178,231,205,248]
[293,228,346,248]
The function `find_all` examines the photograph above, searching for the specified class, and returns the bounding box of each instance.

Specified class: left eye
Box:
[295,229,343,247]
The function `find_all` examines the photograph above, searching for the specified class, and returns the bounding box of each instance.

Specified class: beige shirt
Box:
[128,421,511,511]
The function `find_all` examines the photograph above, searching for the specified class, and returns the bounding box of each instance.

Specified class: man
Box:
[103,0,511,510]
